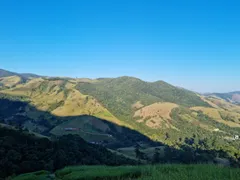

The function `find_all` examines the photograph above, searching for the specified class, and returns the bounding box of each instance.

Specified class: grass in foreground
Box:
[9,170,51,180]
[10,164,240,180]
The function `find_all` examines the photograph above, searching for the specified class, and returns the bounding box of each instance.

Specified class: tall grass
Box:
[11,164,240,180]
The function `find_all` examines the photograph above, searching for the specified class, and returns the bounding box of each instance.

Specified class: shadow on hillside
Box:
[0,97,162,148]
[0,97,239,167]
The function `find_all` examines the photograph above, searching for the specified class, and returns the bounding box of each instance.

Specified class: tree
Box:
[165,132,170,140]
[152,148,160,164]
[135,144,141,159]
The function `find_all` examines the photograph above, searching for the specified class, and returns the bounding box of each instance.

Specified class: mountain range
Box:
[0,68,240,167]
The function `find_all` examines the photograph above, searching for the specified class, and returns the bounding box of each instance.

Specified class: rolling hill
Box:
[0,68,240,167]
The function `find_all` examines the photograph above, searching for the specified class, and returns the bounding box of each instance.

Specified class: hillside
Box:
[76,77,240,145]
[76,76,210,126]
[0,78,122,124]
[0,125,136,178]
[0,69,240,167]
[0,76,23,88]
[0,97,160,148]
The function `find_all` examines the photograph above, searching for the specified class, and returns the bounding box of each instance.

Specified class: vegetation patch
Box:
[191,107,240,128]
[10,170,50,180]
[11,164,240,180]
[55,166,142,180]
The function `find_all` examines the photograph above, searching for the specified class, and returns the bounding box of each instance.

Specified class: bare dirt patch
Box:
[134,102,178,120]
[0,76,21,88]
[132,101,144,110]
[134,102,178,129]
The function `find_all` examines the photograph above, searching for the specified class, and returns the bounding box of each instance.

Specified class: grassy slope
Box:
[191,106,240,128]
[11,164,240,180]
[0,78,124,126]
[1,76,240,153]
[2,76,240,146]
[50,116,116,142]
[0,76,22,88]
[133,102,179,129]
[76,77,240,145]
[117,146,165,160]
[76,77,211,139]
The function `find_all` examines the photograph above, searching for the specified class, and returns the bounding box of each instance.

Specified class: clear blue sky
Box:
[0,0,239,93]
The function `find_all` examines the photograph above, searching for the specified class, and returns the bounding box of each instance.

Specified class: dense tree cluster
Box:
[0,127,136,179]
[148,136,240,167]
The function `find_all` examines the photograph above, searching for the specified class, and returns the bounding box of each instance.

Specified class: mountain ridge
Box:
[1,68,239,94]
[0,68,240,171]
[0,68,42,79]
[0,68,240,151]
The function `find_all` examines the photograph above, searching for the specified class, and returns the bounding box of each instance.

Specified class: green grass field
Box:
[10,164,240,180]
[117,146,165,160]
[50,117,116,142]
[9,170,51,180]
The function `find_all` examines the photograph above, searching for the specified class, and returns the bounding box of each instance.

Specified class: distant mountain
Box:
[0,69,44,88]
[20,73,43,79]
[0,68,42,79]
[206,91,240,104]
[0,69,18,77]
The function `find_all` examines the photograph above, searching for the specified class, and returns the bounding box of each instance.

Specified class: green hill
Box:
[1,69,240,168]
[76,76,209,121]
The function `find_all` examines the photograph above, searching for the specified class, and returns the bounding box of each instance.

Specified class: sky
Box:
[0,0,239,93]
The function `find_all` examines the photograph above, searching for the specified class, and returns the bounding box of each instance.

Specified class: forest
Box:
[0,127,136,179]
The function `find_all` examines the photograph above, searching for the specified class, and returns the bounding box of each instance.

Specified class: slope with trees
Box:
[0,126,137,179]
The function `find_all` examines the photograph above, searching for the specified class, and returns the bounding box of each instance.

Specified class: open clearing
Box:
[134,102,178,129]
[117,146,165,160]
[0,76,22,88]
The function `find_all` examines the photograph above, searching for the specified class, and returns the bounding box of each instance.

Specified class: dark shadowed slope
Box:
[0,126,137,178]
